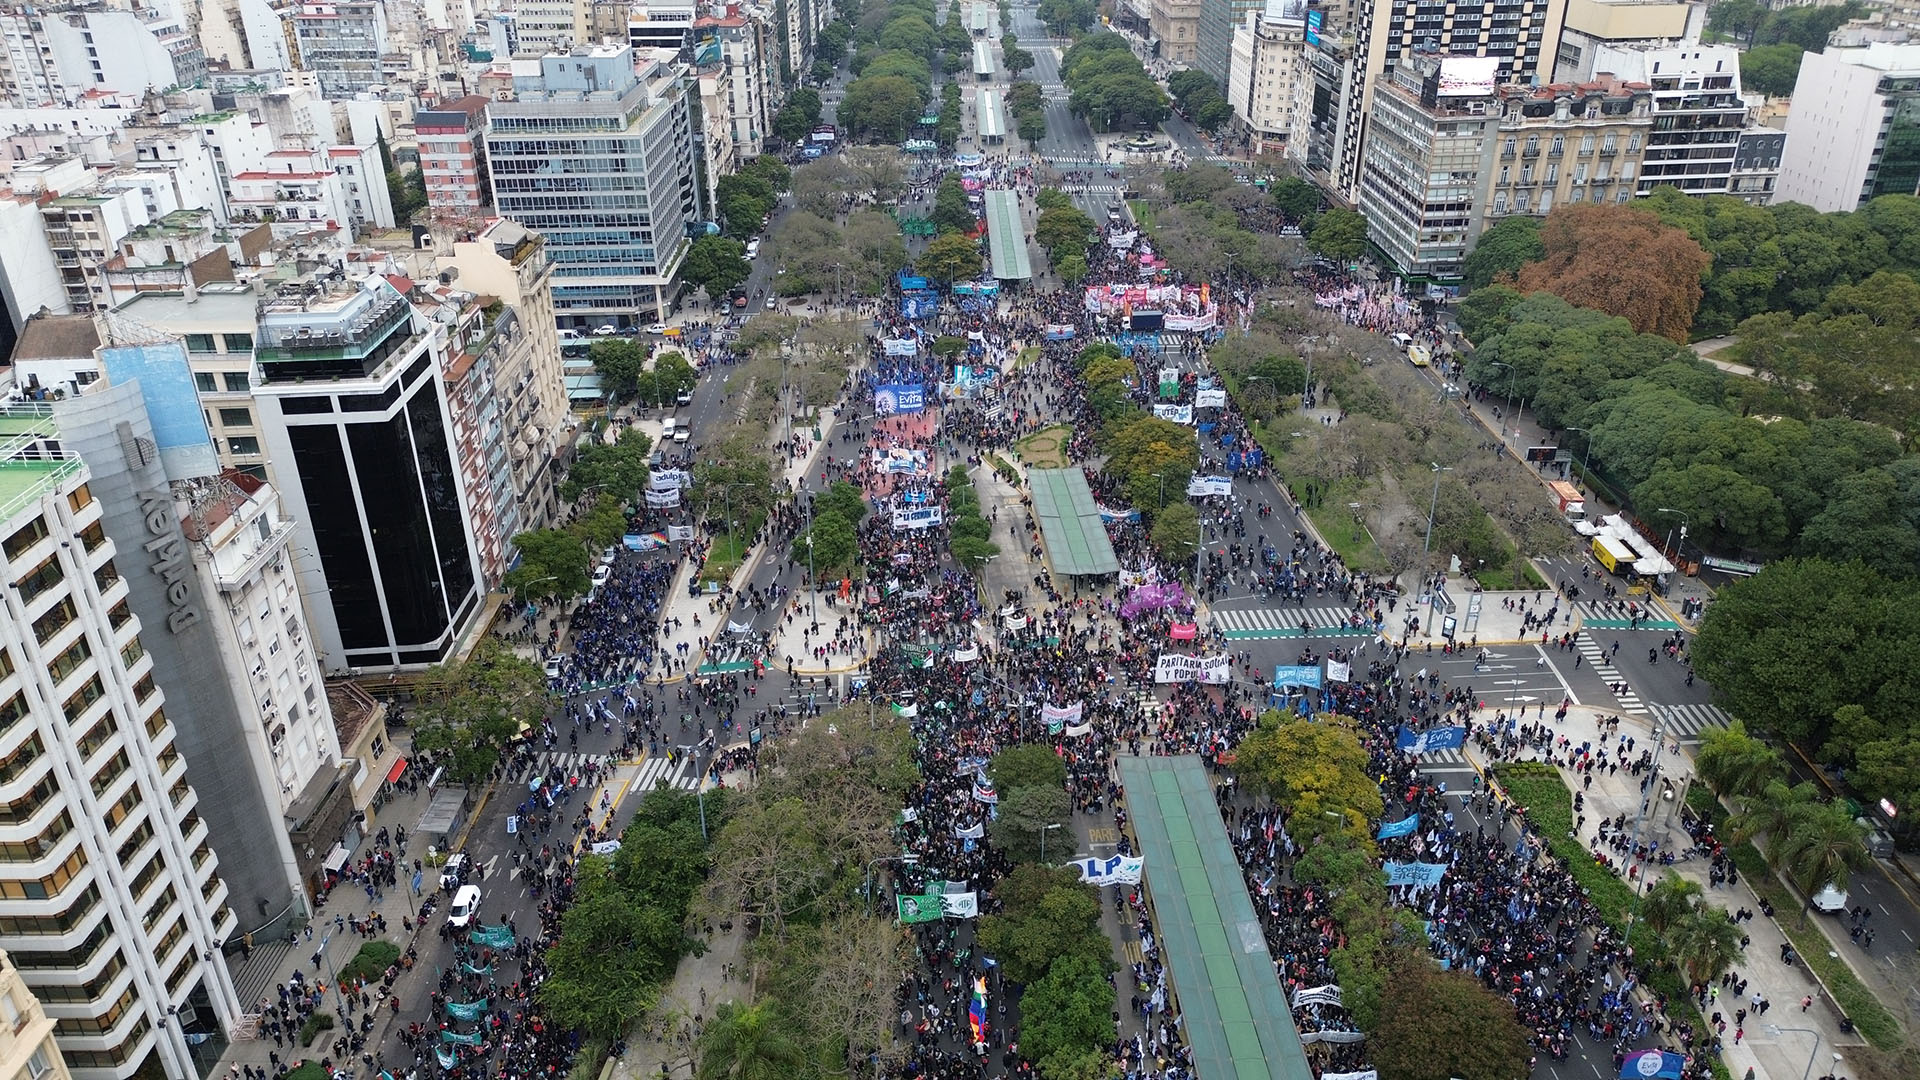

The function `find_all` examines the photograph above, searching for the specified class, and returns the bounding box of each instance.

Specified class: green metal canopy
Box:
[983,189,1032,281]
[1027,467,1118,576]
[1116,755,1315,1080]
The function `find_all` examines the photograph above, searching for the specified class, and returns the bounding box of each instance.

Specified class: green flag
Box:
[897,893,943,924]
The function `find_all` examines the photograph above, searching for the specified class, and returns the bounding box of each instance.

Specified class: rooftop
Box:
[11,313,100,362]
[115,287,260,329]
[0,404,83,526]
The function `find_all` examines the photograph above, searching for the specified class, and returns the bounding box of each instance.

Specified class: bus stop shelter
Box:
[1116,755,1315,1080]
[977,88,1006,143]
[983,189,1033,281]
[1027,467,1118,576]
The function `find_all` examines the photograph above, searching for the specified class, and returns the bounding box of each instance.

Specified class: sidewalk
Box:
[1465,705,1869,1080]
[1398,587,1569,647]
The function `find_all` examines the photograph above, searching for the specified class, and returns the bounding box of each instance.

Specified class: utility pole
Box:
[1621,705,1671,932]
[1421,463,1452,633]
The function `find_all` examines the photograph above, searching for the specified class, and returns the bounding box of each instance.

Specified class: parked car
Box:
[439,854,470,891]
[645,323,668,335]
[449,884,482,927]
[593,324,619,336]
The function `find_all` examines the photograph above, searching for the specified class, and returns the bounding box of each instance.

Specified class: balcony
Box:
[1500,149,1515,160]
[1599,147,1617,157]
[1548,146,1564,158]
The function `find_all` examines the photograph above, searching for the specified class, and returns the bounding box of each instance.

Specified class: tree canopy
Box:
[1511,204,1712,342]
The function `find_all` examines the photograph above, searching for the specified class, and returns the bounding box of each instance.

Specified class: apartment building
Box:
[111,286,278,485]
[43,184,172,317]
[1151,0,1201,65]
[1482,76,1653,221]
[1228,4,1313,158]
[1356,52,1499,281]
[1589,41,1746,197]
[0,950,71,1080]
[694,7,772,163]
[1777,41,1920,211]
[415,96,492,218]
[291,0,390,99]
[249,272,485,670]
[487,45,698,329]
[0,398,241,1080]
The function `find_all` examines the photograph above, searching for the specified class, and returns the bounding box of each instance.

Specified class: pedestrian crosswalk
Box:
[626,752,701,792]
[1574,632,1646,713]
[1411,747,1474,769]
[1213,606,1376,639]
[1576,601,1680,631]
[1661,703,1732,743]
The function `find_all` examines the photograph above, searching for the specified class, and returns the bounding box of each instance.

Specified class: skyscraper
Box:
[487,44,700,331]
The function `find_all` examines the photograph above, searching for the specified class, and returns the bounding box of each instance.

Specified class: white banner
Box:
[954,821,985,839]
[1195,388,1228,408]
[1119,569,1154,587]
[1003,613,1029,631]
[1291,985,1344,1009]
[1185,475,1233,497]
[1299,1031,1367,1045]
[1154,653,1230,684]
[1322,1071,1378,1080]
[891,506,944,530]
[953,645,981,662]
[667,524,696,541]
[940,892,978,918]
[1071,854,1144,886]
[1327,660,1351,683]
[1064,720,1093,737]
[644,488,680,508]
[726,620,753,635]
[1041,702,1083,726]
[1163,311,1217,332]
[589,839,623,855]
[1152,404,1193,424]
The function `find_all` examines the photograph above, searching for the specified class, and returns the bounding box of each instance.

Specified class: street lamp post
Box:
[1656,507,1691,566]
[1040,822,1064,863]
[1765,1025,1822,1080]
[1422,464,1453,636]
[1565,426,1592,485]
[804,487,818,628]
[1621,705,1672,934]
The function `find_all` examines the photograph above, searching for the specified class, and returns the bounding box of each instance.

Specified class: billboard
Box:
[97,341,219,480]
[1262,0,1307,26]
[1305,8,1323,46]
[1436,56,1500,98]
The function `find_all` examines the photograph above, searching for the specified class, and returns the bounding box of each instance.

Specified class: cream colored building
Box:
[1483,76,1655,219]
[1228,8,1312,158]
[1552,0,1702,82]
[1151,0,1201,64]
[0,951,71,1080]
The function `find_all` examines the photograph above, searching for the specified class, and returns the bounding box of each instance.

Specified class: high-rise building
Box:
[1356,52,1499,281]
[1331,0,1567,201]
[487,44,698,329]
[1197,0,1279,87]
[694,6,772,163]
[1589,41,1747,197]
[249,272,485,670]
[1228,5,1313,158]
[0,397,241,1080]
[1776,42,1920,212]
[416,96,493,219]
[1551,0,1698,83]
[0,949,72,1080]
[291,0,390,99]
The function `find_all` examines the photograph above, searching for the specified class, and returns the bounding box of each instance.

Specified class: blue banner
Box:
[1273,665,1323,689]
[1396,725,1466,753]
[1377,815,1419,840]
[1383,861,1448,888]
[898,272,930,290]
[874,384,926,415]
[1618,1050,1686,1080]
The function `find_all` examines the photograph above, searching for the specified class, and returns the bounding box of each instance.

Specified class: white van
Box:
[449,884,482,927]
[661,417,677,440]
[1810,883,1848,913]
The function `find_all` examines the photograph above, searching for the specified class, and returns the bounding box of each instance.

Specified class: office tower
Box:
[0,396,241,1080]
[1331,0,1567,200]
[1777,42,1920,211]
[487,44,698,329]
[1356,52,1499,280]
[1198,0,1282,87]
[1228,5,1313,158]
[249,271,485,670]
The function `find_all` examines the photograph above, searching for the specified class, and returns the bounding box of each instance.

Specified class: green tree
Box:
[562,426,652,503]
[1454,282,1525,342]
[950,534,1001,571]
[1307,207,1370,261]
[681,235,751,298]
[1149,502,1199,564]
[588,337,646,399]
[1232,711,1382,831]
[840,75,926,141]
[976,867,1111,985]
[1019,953,1116,1070]
[1101,414,1200,510]
[1035,204,1097,261]
[1269,176,1322,222]
[919,231,984,283]
[814,479,870,525]
[410,642,550,784]
[696,1001,807,1080]
[1036,0,1097,36]
[653,352,699,399]
[1772,798,1871,899]
[1636,874,1704,934]
[989,744,1068,792]
[1739,43,1804,97]
[988,784,1075,862]
[1371,950,1531,1080]
[539,861,689,1037]
[931,174,978,234]
[1693,719,1784,801]
[1055,252,1087,284]
[1460,217,1544,291]
[800,510,858,577]
[503,528,592,602]
[1666,905,1745,984]
[1707,0,1766,44]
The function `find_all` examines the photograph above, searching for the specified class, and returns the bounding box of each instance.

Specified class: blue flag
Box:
[1377,815,1419,840]
[1618,1050,1685,1080]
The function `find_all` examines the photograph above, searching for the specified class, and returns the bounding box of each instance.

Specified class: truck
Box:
[1548,480,1585,522]
[1593,535,1635,575]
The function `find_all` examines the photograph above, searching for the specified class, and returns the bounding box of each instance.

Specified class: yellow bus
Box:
[1406,343,1431,367]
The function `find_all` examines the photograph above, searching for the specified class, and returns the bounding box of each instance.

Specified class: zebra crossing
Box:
[1574,632,1645,713]
[1408,747,1474,769]
[1575,601,1680,631]
[1660,703,1732,744]
[625,752,701,792]
[1213,605,1376,639]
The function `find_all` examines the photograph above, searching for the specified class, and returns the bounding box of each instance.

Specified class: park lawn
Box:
[699,531,751,585]
[1015,425,1072,469]
[1128,201,1156,231]
[1300,477,1389,574]
[1472,555,1546,591]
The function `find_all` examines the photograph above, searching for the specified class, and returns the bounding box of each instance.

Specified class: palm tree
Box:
[696,1001,806,1080]
[1728,779,1821,865]
[1773,799,1871,899]
[1637,874,1704,934]
[1665,905,1745,986]
[1694,720,1784,802]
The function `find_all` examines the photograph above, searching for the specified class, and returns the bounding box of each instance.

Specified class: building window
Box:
[223,333,255,352]
[218,407,253,428]
[3,516,47,560]
[14,555,63,604]
[228,436,261,456]
[194,372,217,392]
[67,484,91,513]
[223,372,250,392]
